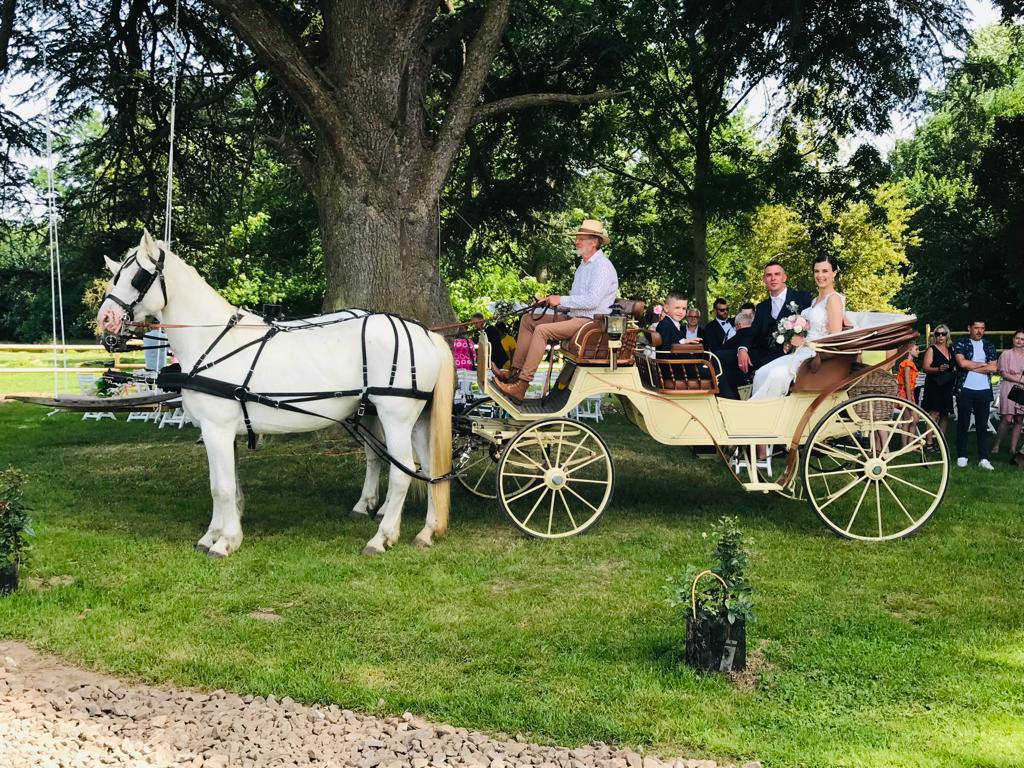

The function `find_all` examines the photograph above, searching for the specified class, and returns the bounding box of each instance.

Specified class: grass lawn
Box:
[0,400,1022,767]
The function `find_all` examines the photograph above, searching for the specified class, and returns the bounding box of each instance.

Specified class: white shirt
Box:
[685,326,701,339]
[770,291,786,319]
[717,318,735,341]
[558,249,619,319]
[964,339,991,391]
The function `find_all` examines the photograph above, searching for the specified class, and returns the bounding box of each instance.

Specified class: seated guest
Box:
[655,294,735,398]
[721,308,754,353]
[703,298,735,353]
[684,306,702,340]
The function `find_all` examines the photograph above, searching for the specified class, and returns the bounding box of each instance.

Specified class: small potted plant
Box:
[0,467,33,595]
[667,516,755,673]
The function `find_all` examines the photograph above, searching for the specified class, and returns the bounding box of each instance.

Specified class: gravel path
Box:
[0,642,761,768]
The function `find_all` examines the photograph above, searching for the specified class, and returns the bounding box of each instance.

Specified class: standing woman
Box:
[921,324,955,450]
[993,330,1024,455]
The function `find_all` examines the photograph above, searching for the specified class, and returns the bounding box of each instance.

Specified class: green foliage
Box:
[891,23,1024,327]
[447,260,552,320]
[0,467,33,567]
[667,516,755,626]
[712,182,919,312]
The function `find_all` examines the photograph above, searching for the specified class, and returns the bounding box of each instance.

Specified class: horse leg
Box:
[351,417,383,518]
[362,405,420,555]
[411,410,437,549]
[201,423,244,558]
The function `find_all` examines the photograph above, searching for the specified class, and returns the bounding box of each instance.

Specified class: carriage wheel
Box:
[496,418,614,539]
[802,395,949,541]
[453,398,502,499]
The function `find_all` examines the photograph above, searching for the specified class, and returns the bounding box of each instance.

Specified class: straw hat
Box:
[568,219,609,245]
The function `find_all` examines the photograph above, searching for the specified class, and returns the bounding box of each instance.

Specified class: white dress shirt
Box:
[770,291,786,319]
[717,318,735,341]
[558,250,619,319]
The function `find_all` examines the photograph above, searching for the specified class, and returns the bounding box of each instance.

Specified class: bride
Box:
[750,254,847,399]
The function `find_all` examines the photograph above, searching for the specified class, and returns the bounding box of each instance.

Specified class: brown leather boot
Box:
[494,377,529,403]
[492,364,519,383]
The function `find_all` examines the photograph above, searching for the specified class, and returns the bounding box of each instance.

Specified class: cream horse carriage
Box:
[454,301,950,542]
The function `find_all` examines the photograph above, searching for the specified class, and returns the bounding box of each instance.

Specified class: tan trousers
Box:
[511,312,589,382]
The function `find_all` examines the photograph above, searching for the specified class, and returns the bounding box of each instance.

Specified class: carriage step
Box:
[741,482,783,493]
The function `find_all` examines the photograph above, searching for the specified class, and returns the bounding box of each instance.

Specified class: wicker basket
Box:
[848,368,898,420]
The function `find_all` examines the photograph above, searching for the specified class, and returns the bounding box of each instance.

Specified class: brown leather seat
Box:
[561,299,646,366]
[792,356,854,392]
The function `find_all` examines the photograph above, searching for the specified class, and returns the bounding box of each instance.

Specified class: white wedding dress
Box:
[750,292,846,400]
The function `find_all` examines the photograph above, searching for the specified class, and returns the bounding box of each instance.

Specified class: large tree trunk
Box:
[691,128,711,314]
[314,168,454,325]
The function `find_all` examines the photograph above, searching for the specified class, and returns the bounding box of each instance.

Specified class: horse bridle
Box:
[101,247,168,351]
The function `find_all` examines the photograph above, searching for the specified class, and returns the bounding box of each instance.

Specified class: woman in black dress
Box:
[921,323,955,448]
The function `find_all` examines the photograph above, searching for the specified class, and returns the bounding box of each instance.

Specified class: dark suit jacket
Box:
[745,288,812,366]
[655,316,686,351]
[721,325,753,352]
[702,318,736,353]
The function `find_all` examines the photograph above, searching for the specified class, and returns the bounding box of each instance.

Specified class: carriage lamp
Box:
[606,304,627,371]
[606,304,627,341]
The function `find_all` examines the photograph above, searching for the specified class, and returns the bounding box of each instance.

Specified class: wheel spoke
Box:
[564,452,606,475]
[563,477,611,485]
[560,432,592,470]
[807,466,862,479]
[562,483,601,514]
[818,474,868,511]
[845,478,872,532]
[876,479,884,536]
[880,403,905,456]
[508,448,546,472]
[839,416,871,460]
[883,433,929,462]
[557,489,578,531]
[885,471,939,499]
[501,470,547,479]
[885,460,946,470]
[815,441,863,465]
[470,466,490,493]
[519,487,551,528]
[505,480,547,504]
[880,477,917,525]
[555,422,566,467]
[547,489,556,536]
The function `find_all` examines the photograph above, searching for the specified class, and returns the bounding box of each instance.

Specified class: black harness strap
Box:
[189,312,244,376]
[400,318,418,392]
[384,314,400,387]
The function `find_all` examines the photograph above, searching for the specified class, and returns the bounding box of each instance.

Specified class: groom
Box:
[719,261,812,396]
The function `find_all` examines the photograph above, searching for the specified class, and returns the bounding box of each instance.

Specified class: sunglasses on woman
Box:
[934,332,947,336]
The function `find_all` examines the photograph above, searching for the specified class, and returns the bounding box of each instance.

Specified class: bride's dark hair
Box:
[812,253,841,274]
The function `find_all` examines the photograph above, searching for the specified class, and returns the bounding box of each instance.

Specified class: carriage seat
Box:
[560,299,646,366]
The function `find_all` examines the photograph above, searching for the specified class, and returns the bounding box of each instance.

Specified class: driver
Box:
[492,219,618,402]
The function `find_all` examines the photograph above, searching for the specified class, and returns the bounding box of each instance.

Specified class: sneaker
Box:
[956,457,968,468]
[978,459,995,471]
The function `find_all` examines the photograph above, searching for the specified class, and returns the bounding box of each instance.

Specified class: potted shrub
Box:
[667,516,755,673]
[0,467,33,595]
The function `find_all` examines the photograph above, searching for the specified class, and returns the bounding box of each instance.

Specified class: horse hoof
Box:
[361,544,385,556]
[349,509,370,519]
[413,536,432,549]
[195,542,211,554]
[207,549,227,559]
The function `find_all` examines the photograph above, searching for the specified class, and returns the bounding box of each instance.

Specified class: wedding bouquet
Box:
[775,303,810,346]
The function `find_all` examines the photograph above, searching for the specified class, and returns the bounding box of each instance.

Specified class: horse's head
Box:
[96,230,169,340]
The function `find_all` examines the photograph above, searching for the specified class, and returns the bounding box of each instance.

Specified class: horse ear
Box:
[103,256,120,275]
[141,228,157,255]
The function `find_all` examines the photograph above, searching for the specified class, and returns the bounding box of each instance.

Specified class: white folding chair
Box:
[158,399,187,429]
[77,374,116,421]
[571,395,604,422]
[126,378,161,423]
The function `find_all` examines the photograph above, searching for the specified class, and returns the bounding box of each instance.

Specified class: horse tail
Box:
[428,331,454,536]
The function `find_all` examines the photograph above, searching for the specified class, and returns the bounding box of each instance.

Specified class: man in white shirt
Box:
[493,219,618,402]
[952,318,999,470]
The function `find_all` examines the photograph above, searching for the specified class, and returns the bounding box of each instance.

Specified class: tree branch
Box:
[265,133,317,189]
[201,0,362,172]
[424,0,511,192]
[592,159,683,199]
[469,89,625,127]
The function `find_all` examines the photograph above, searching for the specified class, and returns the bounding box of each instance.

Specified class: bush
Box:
[667,516,755,625]
[0,467,33,568]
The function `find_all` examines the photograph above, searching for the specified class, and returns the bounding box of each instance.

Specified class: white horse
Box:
[97,231,453,557]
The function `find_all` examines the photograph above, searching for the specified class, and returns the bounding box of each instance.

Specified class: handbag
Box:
[1008,385,1024,406]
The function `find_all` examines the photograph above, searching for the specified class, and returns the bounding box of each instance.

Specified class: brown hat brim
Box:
[566,229,609,245]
